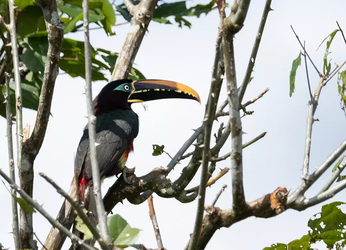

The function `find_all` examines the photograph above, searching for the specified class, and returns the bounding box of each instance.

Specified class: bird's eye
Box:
[124,84,130,91]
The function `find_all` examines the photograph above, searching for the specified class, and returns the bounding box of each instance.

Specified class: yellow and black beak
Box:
[128,79,201,103]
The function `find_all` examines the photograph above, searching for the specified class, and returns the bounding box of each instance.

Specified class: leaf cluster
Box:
[264,202,346,250]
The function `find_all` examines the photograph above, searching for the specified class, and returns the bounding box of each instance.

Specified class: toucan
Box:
[74,79,200,205]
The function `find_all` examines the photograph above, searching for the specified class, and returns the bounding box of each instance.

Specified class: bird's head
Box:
[93,79,200,116]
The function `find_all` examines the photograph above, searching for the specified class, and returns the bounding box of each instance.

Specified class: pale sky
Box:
[1,1,346,249]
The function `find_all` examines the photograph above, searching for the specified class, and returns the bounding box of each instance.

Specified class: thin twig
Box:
[212,184,227,206]
[34,232,47,250]
[303,42,313,99]
[187,3,225,249]
[8,0,26,246]
[186,167,230,193]
[324,60,346,85]
[319,159,346,194]
[336,21,346,45]
[5,73,21,250]
[211,132,267,162]
[39,173,111,250]
[238,0,272,103]
[0,169,94,250]
[147,195,164,250]
[83,0,111,243]
[290,25,322,77]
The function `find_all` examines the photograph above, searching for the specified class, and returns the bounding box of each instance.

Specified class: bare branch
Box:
[19,0,64,247]
[238,0,272,103]
[290,25,322,77]
[83,0,110,243]
[223,17,245,214]
[211,132,266,162]
[8,0,26,246]
[188,3,226,247]
[302,42,313,99]
[324,60,346,85]
[123,0,135,15]
[5,73,21,250]
[302,178,346,209]
[39,173,111,250]
[319,158,346,194]
[196,187,288,249]
[336,21,346,45]
[288,139,346,207]
[0,169,94,250]
[111,0,158,80]
[147,195,164,250]
[212,184,227,206]
[302,77,323,179]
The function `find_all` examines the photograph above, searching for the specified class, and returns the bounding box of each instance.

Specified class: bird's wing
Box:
[82,129,131,182]
[75,117,136,183]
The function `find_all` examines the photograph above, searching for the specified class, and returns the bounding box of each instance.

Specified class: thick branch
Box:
[19,1,64,248]
[223,20,246,213]
[111,0,158,80]
[196,187,288,249]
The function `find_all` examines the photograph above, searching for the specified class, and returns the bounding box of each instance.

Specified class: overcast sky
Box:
[1,0,346,249]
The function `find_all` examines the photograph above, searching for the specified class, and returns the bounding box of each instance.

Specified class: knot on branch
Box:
[250,187,288,218]
[204,206,223,225]
[135,7,152,27]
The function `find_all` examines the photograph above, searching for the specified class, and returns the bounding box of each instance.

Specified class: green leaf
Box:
[75,215,93,240]
[332,156,345,172]
[152,144,164,156]
[289,52,301,97]
[14,0,34,10]
[13,196,35,214]
[17,5,46,38]
[108,214,140,247]
[287,235,312,250]
[262,243,287,250]
[338,70,346,114]
[319,231,343,248]
[317,29,339,51]
[308,202,346,233]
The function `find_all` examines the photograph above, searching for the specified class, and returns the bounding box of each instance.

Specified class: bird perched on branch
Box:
[74,79,200,208]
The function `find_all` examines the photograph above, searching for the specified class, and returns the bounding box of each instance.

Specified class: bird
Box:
[74,79,200,207]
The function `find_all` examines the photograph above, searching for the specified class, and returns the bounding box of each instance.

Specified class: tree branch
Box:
[111,0,158,80]
[8,0,26,246]
[5,73,21,250]
[0,170,94,250]
[39,173,111,250]
[319,158,346,194]
[83,0,111,245]
[288,139,346,208]
[196,187,288,249]
[147,195,164,250]
[238,0,272,103]
[222,15,246,214]
[19,0,64,247]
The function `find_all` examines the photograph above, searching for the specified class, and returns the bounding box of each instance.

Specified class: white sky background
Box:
[1,0,346,249]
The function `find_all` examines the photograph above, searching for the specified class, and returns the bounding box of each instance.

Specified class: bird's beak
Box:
[128,79,201,103]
